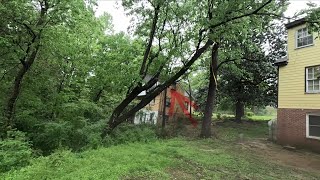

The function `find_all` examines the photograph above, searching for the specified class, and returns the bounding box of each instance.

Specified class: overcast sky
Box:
[95,0,320,33]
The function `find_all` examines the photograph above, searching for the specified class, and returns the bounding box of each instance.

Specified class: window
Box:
[306,114,320,139]
[296,28,313,48]
[184,101,189,109]
[306,66,320,93]
[165,98,171,107]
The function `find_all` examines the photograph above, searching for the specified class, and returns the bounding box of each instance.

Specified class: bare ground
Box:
[166,122,320,179]
[239,139,320,174]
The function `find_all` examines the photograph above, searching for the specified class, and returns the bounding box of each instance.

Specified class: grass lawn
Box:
[212,113,276,121]
[247,115,275,121]
[3,122,320,180]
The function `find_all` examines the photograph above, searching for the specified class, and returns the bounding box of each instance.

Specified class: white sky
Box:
[95,0,320,33]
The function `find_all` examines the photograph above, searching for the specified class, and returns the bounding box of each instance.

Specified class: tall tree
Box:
[200,43,219,138]
[0,0,110,151]
[101,0,284,137]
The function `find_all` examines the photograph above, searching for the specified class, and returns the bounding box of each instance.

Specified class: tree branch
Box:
[0,64,19,82]
[217,57,260,70]
[116,40,214,122]
[139,4,161,77]
[210,0,273,29]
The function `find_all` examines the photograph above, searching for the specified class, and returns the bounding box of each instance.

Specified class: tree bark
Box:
[161,88,167,129]
[187,77,192,118]
[139,4,161,77]
[235,100,244,123]
[200,43,219,138]
[93,89,103,103]
[4,2,48,130]
[5,41,40,129]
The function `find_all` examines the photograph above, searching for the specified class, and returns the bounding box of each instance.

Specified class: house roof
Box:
[274,57,288,67]
[285,18,306,29]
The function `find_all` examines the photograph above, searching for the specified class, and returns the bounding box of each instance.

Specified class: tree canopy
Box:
[0,0,293,156]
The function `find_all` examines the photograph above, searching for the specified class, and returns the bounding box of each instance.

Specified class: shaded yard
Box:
[3,121,320,180]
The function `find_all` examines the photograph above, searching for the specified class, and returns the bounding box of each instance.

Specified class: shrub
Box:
[217,113,222,120]
[246,112,254,117]
[103,123,158,146]
[0,130,32,172]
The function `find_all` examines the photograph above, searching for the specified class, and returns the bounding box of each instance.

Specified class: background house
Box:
[134,82,195,126]
[275,18,320,152]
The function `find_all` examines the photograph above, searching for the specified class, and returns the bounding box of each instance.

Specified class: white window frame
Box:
[149,98,156,106]
[306,66,320,93]
[296,27,313,48]
[306,114,320,140]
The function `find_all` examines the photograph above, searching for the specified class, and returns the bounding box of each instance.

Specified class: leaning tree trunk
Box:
[235,100,244,123]
[5,66,29,127]
[5,41,41,129]
[3,3,47,131]
[200,43,219,138]
[101,40,214,138]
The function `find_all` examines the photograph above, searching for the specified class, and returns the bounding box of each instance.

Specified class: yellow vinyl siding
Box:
[278,24,320,109]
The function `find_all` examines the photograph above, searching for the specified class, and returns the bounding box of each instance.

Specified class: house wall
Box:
[134,109,158,125]
[278,24,320,109]
[277,108,320,152]
[158,85,194,124]
[134,91,162,125]
[277,23,320,151]
[135,84,193,125]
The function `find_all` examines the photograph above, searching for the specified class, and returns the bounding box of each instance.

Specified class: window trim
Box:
[306,113,320,140]
[305,65,320,94]
[149,98,156,106]
[295,27,314,49]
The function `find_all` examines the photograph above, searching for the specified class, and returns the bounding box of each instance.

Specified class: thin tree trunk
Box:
[5,42,40,129]
[235,100,244,123]
[5,66,28,127]
[93,89,103,103]
[187,77,192,118]
[200,44,219,138]
[161,88,167,129]
[3,2,47,131]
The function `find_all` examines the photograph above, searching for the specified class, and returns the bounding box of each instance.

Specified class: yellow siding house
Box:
[275,18,320,152]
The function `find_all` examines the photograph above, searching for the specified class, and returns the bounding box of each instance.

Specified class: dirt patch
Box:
[166,168,197,180]
[240,139,320,174]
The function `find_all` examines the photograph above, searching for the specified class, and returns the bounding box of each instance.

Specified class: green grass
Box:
[212,113,276,121]
[247,115,275,121]
[2,122,319,180]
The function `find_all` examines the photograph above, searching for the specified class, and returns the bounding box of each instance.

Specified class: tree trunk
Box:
[187,77,192,118]
[200,43,219,138]
[235,100,244,123]
[93,89,103,103]
[4,66,28,128]
[4,41,40,129]
[3,2,47,131]
[161,88,167,129]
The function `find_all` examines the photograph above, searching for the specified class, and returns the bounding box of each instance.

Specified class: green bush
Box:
[217,113,222,120]
[246,112,254,117]
[0,130,32,172]
[103,123,158,146]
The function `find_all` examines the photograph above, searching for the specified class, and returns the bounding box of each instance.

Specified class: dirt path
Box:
[240,139,320,174]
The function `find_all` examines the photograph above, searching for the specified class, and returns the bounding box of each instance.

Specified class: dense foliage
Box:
[2,123,320,179]
[0,0,145,157]
[2,0,316,173]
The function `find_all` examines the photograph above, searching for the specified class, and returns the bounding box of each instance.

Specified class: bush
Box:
[246,112,254,117]
[0,130,32,172]
[217,113,222,120]
[103,123,157,146]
